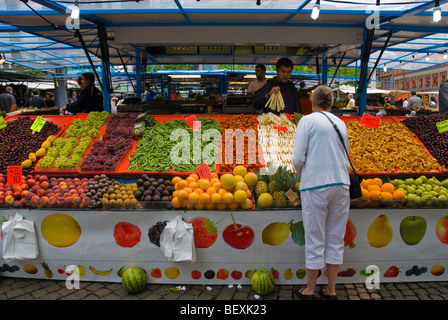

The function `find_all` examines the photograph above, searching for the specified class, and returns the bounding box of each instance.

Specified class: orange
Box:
[381,182,395,194]
[177,189,188,201]
[227,202,239,210]
[367,184,381,192]
[369,190,382,201]
[204,202,216,210]
[211,193,222,202]
[209,172,219,180]
[212,181,222,191]
[222,192,234,203]
[361,179,370,190]
[218,188,227,196]
[184,201,194,210]
[188,192,199,204]
[199,193,211,203]
[371,178,383,187]
[194,188,204,196]
[188,173,199,181]
[246,189,252,199]
[176,180,188,190]
[198,179,210,191]
[216,202,227,210]
[206,187,217,196]
[210,178,220,186]
[194,202,205,210]
[359,188,369,201]
[381,192,393,201]
[172,190,179,198]
[189,181,199,191]
[183,187,193,195]
[172,176,182,185]
[185,176,196,184]
[393,189,406,203]
[171,197,182,209]
[240,199,253,210]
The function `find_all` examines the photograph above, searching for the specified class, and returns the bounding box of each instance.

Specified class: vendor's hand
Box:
[268,86,280,96]
[61,105,67,111]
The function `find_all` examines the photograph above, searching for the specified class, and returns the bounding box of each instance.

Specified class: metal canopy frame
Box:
[0,0,447,83]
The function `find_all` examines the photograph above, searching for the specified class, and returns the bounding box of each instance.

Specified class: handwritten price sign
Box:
[436,120,448,133]
[30,116,47,132]
[0,116,6,130]
[361,113,380,128]
[7,166,22,186]
[185,115,201,131]
[196,163,212,179]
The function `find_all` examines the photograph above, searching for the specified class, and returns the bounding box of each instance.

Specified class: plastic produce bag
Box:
[2,213,38,262]
[160,214,196,262]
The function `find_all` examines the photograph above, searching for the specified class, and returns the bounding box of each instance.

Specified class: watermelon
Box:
[121,267,147,293]
[251,269,275,295]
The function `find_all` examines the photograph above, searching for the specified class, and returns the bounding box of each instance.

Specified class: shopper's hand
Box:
[269,86,280,96]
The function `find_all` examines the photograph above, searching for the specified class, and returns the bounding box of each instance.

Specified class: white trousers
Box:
[300,185,350,270]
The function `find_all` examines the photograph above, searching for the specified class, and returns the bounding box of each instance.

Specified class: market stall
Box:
[1,112,448,286]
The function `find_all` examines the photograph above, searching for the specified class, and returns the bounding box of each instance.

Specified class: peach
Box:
[37,189,46,197]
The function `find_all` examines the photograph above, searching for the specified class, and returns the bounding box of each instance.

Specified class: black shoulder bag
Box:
[320,112,363,199]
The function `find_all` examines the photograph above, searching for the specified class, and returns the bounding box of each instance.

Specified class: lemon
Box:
[234,181,248,192]
[220,173,236,190]
[233,165,247,177]
[244,172,258,188]
[41,140,51,149]
[165,266,180,279]
[46,135,56,143]
[234,175,244,183]
[233,190,248,204]
[258,193,273,208]
[262,222,290,246]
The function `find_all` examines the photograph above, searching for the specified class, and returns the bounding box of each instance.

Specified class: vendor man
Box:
[253,58,302,114]
[247,64,267,97]
[61,72,103,114]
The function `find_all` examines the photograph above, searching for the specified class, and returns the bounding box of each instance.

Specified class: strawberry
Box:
[217,268,229,280]
[150,268,162,278]
[189,216,223,248]
[384,266,401,277]
[271,268,280,279]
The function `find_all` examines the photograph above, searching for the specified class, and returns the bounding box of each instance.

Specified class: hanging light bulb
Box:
[71,1,80,19]
[433,0,441,22]
[444,52,447,59]
[426,53,430,61]
[311,0,320,20]
[383,64,387,72]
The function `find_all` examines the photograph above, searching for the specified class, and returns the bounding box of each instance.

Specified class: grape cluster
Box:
[337,268,356,277]
[204,270,215,279]
[405,265,427,276]
[148,221,168,247]
[38,136,91,169]
[0,263,19,273]
[64,111,109,139]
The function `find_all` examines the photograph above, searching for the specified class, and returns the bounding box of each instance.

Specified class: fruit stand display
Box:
[0,113,448,286]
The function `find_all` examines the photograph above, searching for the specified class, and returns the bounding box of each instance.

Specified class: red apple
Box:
[436,216,448,244]
[13,191,21,200]
[222,214,255,250]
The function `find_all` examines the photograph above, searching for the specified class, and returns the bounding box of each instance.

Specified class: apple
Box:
[399,216,427,245]
[222,214,254,250]
[436,216,448,244]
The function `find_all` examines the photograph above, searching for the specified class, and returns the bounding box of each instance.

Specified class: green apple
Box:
[400,216,427,245]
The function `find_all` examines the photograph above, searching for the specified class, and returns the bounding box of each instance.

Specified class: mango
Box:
[36,148,46,158]
[21,159,32,168]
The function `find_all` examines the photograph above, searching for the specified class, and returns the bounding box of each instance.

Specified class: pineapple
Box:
[271,166,290,208]
[255,180,268,198]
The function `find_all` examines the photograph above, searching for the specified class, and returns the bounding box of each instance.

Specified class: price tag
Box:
[273,126,289,131]
[284,113,293,120]
[7,166,22,186]
[0,116,6,130]
[436,120,448,133]
[285,189,298,202]
[360,113,380,128]
[185,115,201,131]
[30,116,47,133]
[196,163,212,179]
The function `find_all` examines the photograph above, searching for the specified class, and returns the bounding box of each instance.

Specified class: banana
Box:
[89,266,113,276]
[117,266,126,278]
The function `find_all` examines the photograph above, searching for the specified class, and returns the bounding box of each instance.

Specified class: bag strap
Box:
[319,111,358,174]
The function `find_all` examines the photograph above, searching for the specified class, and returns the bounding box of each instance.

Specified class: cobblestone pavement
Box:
[1,277,448,301]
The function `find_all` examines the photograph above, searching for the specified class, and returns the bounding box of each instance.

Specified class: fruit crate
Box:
[4,114,76,139]
[350,199,404,209]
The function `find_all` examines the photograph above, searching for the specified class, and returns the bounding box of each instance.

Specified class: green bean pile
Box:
[127,117,221,172]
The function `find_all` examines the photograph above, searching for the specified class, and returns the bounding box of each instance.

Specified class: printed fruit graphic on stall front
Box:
[283,268,294,280]
[367,215,393,248]
[41,213,82,247]
[165,266,180,279]
[435,216,448,244]
[222,214,255,249]
[151,268,162,278]
[251,269,275,295]
[289,220,305,246]
[262,221,289,246]
[231,269,242,280]
[89,266,113,276]
[296,268,306,279]
[113,221,141,248]
[189,216,223,248]
[23,264,38,274]
[217,268,230,280]
[399,216,427,245]
[383,266,401,277]
[75,265,86,277]
[344,220,357,248]
[430,264,445,276]
[121,267,147,294]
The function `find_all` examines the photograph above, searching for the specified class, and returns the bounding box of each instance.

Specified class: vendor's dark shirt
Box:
[253,77,302,115]
[67,84,103,114]
[0,92,15,113]
[439,80,448,113]
[23,96,47,109]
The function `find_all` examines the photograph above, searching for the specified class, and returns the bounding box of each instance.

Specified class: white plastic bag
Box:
[160,214,196,262]
[2,213,38,262]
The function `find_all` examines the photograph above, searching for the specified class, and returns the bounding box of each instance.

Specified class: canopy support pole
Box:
[357,27,375,116]
[97,22,112,113]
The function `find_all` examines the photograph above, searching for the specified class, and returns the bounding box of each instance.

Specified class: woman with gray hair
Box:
[292,85,351,300]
